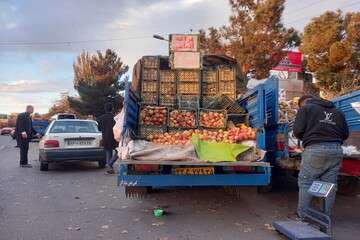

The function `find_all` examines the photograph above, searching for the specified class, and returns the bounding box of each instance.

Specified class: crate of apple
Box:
[140,106,167,126]
[199,110,227,128]
[169,109,197,128]
[149,126,256,145]
[150,130,194,145]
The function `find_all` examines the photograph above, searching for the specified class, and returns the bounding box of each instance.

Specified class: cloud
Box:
[0,2,18,30]
[0,80,70,93]
[0,93,56,114]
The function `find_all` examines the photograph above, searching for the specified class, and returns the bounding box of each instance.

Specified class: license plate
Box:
[175,167,215,175]
[66,140,92,146]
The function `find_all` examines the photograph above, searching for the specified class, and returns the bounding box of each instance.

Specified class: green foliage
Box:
[199,27,227,55]
[224,0,299,78]
[301,11,360,96]
[68,49,128,117]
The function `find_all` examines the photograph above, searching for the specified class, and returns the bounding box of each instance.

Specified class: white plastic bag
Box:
[113,108,125,142]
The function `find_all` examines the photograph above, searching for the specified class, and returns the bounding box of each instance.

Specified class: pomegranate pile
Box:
[149,125,256,145]
[169,110,196,128]
[199,111,226,128]
[140,107,167,126]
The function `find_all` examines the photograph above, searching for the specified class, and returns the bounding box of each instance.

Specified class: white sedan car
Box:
[39,119,106,171]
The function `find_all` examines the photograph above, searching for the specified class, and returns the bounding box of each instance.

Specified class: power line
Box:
[285,0,326,14]
[287,1,360,25]
[0,36,152,47]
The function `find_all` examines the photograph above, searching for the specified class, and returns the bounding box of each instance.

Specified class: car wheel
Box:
[40,162,49,171]
[98,159,106,168]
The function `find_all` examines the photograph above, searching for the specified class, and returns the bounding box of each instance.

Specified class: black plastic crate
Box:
[202,82,218,96]
[178,95,200,109]
[226,101,245,114]
[201,94,233,109]
[227,113,249,126]
[159,94,177,107]
[139,126,167,140]
[140,92,159,105]
[142,56,160,69]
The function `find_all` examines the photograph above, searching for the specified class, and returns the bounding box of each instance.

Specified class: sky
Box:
[0,0,359,114]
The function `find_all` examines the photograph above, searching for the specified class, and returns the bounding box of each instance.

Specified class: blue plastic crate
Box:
[122,81,140,136]
[238,76,279,129]
[332,90,360,132]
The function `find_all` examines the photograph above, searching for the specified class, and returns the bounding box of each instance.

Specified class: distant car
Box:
[10,129,16,139]
[0,127,13,135]
[50,113,77,121]
[31,120,49,141]
[38,119,105,171]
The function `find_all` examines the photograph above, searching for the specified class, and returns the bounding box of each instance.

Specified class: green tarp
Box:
[191,135,251,162]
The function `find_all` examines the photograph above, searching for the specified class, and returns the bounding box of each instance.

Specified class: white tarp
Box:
[127,140,198,162]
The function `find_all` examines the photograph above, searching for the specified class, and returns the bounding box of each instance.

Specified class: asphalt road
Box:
[0,135,359,240]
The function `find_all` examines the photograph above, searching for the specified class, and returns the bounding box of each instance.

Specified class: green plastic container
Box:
[153,209,164,217]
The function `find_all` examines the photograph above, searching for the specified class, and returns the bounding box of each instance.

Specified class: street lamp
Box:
[153,34,169,42]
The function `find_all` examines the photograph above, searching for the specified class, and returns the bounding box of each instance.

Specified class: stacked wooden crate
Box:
[140,56,160,105]
[159,70,177,107]
[218,66,236,100]
[177,70,201,109]
[201,68,219,108]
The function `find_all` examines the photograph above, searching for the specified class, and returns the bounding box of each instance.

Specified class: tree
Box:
[46,94,72,119]
[223,0,299,78]
[68,49,128,117]
[199,27,228,55]
[301,11,360,96]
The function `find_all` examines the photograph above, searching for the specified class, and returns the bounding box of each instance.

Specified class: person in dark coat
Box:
[97,103,118,172]
[293,95,349,218]
[15,105,38,168]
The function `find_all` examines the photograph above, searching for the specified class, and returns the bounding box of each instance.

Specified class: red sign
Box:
[273,51,303,72]
[170,34,198,52]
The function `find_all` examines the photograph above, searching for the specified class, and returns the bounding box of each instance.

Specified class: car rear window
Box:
[58,114,76,119]
[50,121,99,133]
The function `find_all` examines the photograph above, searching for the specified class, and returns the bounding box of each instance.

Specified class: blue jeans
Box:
[298,142,343,218]
[105,149,113,166]
[108,150,119,168]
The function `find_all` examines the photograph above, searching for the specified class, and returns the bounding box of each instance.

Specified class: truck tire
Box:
[98,159,106,168]
[40,162,49,171]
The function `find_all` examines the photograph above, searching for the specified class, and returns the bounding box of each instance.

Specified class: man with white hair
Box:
[15,105,37,168]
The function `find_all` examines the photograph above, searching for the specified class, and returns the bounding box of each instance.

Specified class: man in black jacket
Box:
[97,103,118,173]
[15,105,37,168]
[293,96,349,218]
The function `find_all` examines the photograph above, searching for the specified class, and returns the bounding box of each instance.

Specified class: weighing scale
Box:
[273,181,335,240]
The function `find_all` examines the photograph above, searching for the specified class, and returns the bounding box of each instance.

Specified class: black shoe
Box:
[106,168,115,174]
[20,164,33,168]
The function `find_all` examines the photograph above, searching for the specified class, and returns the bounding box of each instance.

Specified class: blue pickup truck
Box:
[32,120,50,136]
[118,76,281,197]
[118,75,360,197]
